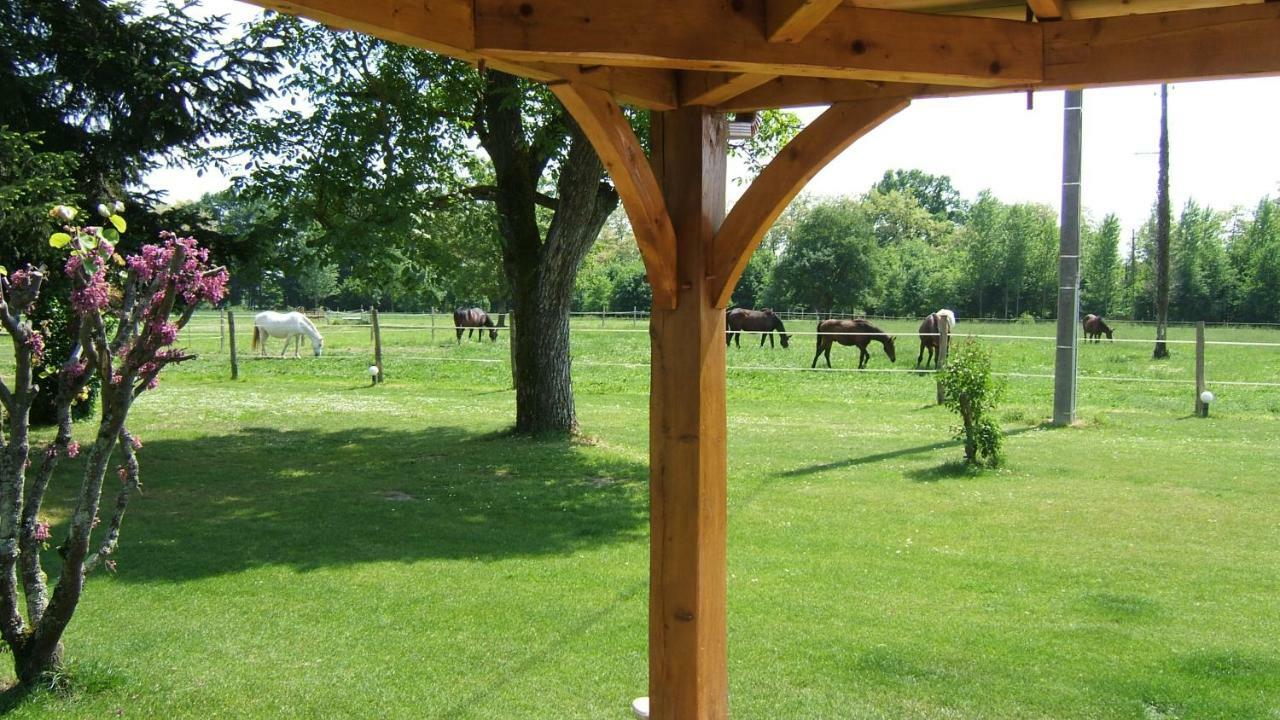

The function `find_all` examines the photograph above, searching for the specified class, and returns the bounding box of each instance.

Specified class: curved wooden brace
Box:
[550,83,679,309]
[708,97,910,308]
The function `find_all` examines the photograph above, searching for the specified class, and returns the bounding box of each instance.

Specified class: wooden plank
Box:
[849,0,1259,20]
[678,72,776,107]
[648,105,729,720]
[709,98,908,307]
[1026,0,1069,19]
[1045,3,1280,87]
[475,0,1044,87]
[550,84,679,308]
[768,0,846,41]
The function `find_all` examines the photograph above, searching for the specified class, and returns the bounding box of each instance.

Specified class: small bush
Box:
[938,339,1005,468]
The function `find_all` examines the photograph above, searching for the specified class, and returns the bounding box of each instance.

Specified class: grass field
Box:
[4,311,1279,718]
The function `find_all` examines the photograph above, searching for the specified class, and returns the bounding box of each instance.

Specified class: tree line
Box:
[573,169,1280,324]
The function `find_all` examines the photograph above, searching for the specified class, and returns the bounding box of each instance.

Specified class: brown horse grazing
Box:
[916,309,956,368]
[1082,314,1114,342]
[811,319,897,369]
[726,308,791,348]
[453,307,503,343]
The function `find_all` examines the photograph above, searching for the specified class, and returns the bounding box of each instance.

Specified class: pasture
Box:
[5,312,1279,718]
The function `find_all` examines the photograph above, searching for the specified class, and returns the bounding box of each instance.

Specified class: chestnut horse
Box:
[917,309,957,368]
[811,318,897,369]
[726,308,791,348]
[453,307,503,343]
[1082,314,1113,342]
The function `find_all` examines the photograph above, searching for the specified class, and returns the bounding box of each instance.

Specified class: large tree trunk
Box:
[1153,84,1171,359]
[478,71,618,434]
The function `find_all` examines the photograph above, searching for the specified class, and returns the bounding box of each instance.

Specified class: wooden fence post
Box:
[1195,321,1206,416]
[430,307,436,342]
[935,320,950,405]
[601,304,606,327]
[372,306,384,384]
[219,307,226,352]
[227,310,239,380]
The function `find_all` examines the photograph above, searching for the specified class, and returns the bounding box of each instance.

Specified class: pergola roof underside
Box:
[248,0,1280,111]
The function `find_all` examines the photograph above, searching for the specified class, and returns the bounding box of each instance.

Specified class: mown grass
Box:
[3,311,1278,718]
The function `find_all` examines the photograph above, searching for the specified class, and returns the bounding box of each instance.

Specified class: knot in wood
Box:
[850,40,867,55]
[518,2,534,17]
[675,610,695,622]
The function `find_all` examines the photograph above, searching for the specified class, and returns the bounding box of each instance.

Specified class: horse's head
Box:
[312,335,324,357]
[885,336,898,363]
[488,317,501,341]
[1104,326,1114,340]
[779,332,791,348]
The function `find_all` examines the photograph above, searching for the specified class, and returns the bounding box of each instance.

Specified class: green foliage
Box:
[0,129,79,266]
[873,168,968,222]
[0,0,276,213]
[770,197,883,313]
[938,339,1005,468]
[28,296,98,425]
[1081,213,1122,316]
[295,262,341,308]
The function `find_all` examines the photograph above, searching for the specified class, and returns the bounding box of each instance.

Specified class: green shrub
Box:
[938,339,1005,468]
[30,295,99,425]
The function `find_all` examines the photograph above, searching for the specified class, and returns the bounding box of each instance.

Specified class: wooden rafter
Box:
[709,97,910,307]
[768,0,847,41]
[475,0,1043,87]
[550,83,679,309]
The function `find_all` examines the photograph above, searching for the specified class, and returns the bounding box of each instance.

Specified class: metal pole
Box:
[372,306,384,384]
[1053,89,1084,426]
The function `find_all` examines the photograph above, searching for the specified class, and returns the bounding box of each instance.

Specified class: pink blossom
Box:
[24,331,45,361]
[66,441,80,458]
[149,321,178,346]
[117,465,129,484]
[33,521,51,543]
[129,435,143,450]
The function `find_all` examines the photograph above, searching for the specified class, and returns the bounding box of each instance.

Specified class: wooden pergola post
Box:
[646,106,731,720]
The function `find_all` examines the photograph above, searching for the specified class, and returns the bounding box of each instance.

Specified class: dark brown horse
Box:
[726,308,791,348]
[453,307,503,343]
[811,318,897,369]
[916,309,956,368]
[1082,314,1113,342]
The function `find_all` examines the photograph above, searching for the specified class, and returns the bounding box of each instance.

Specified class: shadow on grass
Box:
[779,425,1039,478]
[904,461,975,483]
[40,426,648,584]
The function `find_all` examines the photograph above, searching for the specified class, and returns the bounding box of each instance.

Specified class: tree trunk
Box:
[478,71,618,434]
[1153,84,1171,359]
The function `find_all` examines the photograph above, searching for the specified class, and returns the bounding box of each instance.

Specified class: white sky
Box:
[147,0,1280,243]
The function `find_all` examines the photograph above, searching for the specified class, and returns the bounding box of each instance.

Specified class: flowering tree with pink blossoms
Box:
[0,204,227,687]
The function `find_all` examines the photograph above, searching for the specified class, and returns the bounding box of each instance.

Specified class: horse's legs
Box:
[810,341,823,369]
[917,341,925,367]
[733,332,740,349]
[824,345,833,368]
[294,336,302,358]
[456,327,463,344]
[279,336,288,357]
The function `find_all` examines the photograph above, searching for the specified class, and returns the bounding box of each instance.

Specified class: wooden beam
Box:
[708,98,909,307]
[723,3,1280,109]
[551,84,679,308]
[678,72,777,107]
[1027,0,1069,20]
[539,64,679,109]
[767,0,846,41]
[648,105,729,720]
[1045,3,1280,87]
[475,0,1044,87]
[244,0,475,55]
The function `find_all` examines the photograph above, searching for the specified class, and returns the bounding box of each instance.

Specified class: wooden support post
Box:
[648,106,729,720]
[430,307,436,342]
[1053,89,1084,426]
[227,311,239,380]
[371,306,384,384]
[220,307,226,352]
[1195,321,1206,416]
[935,319,949,405]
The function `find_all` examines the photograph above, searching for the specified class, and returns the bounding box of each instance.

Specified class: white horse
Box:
[252,311,324,358]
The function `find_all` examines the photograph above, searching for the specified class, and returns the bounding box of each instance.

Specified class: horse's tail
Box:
[251,326,260,351]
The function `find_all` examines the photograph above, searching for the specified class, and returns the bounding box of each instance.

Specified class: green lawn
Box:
[4,312,1279,718]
